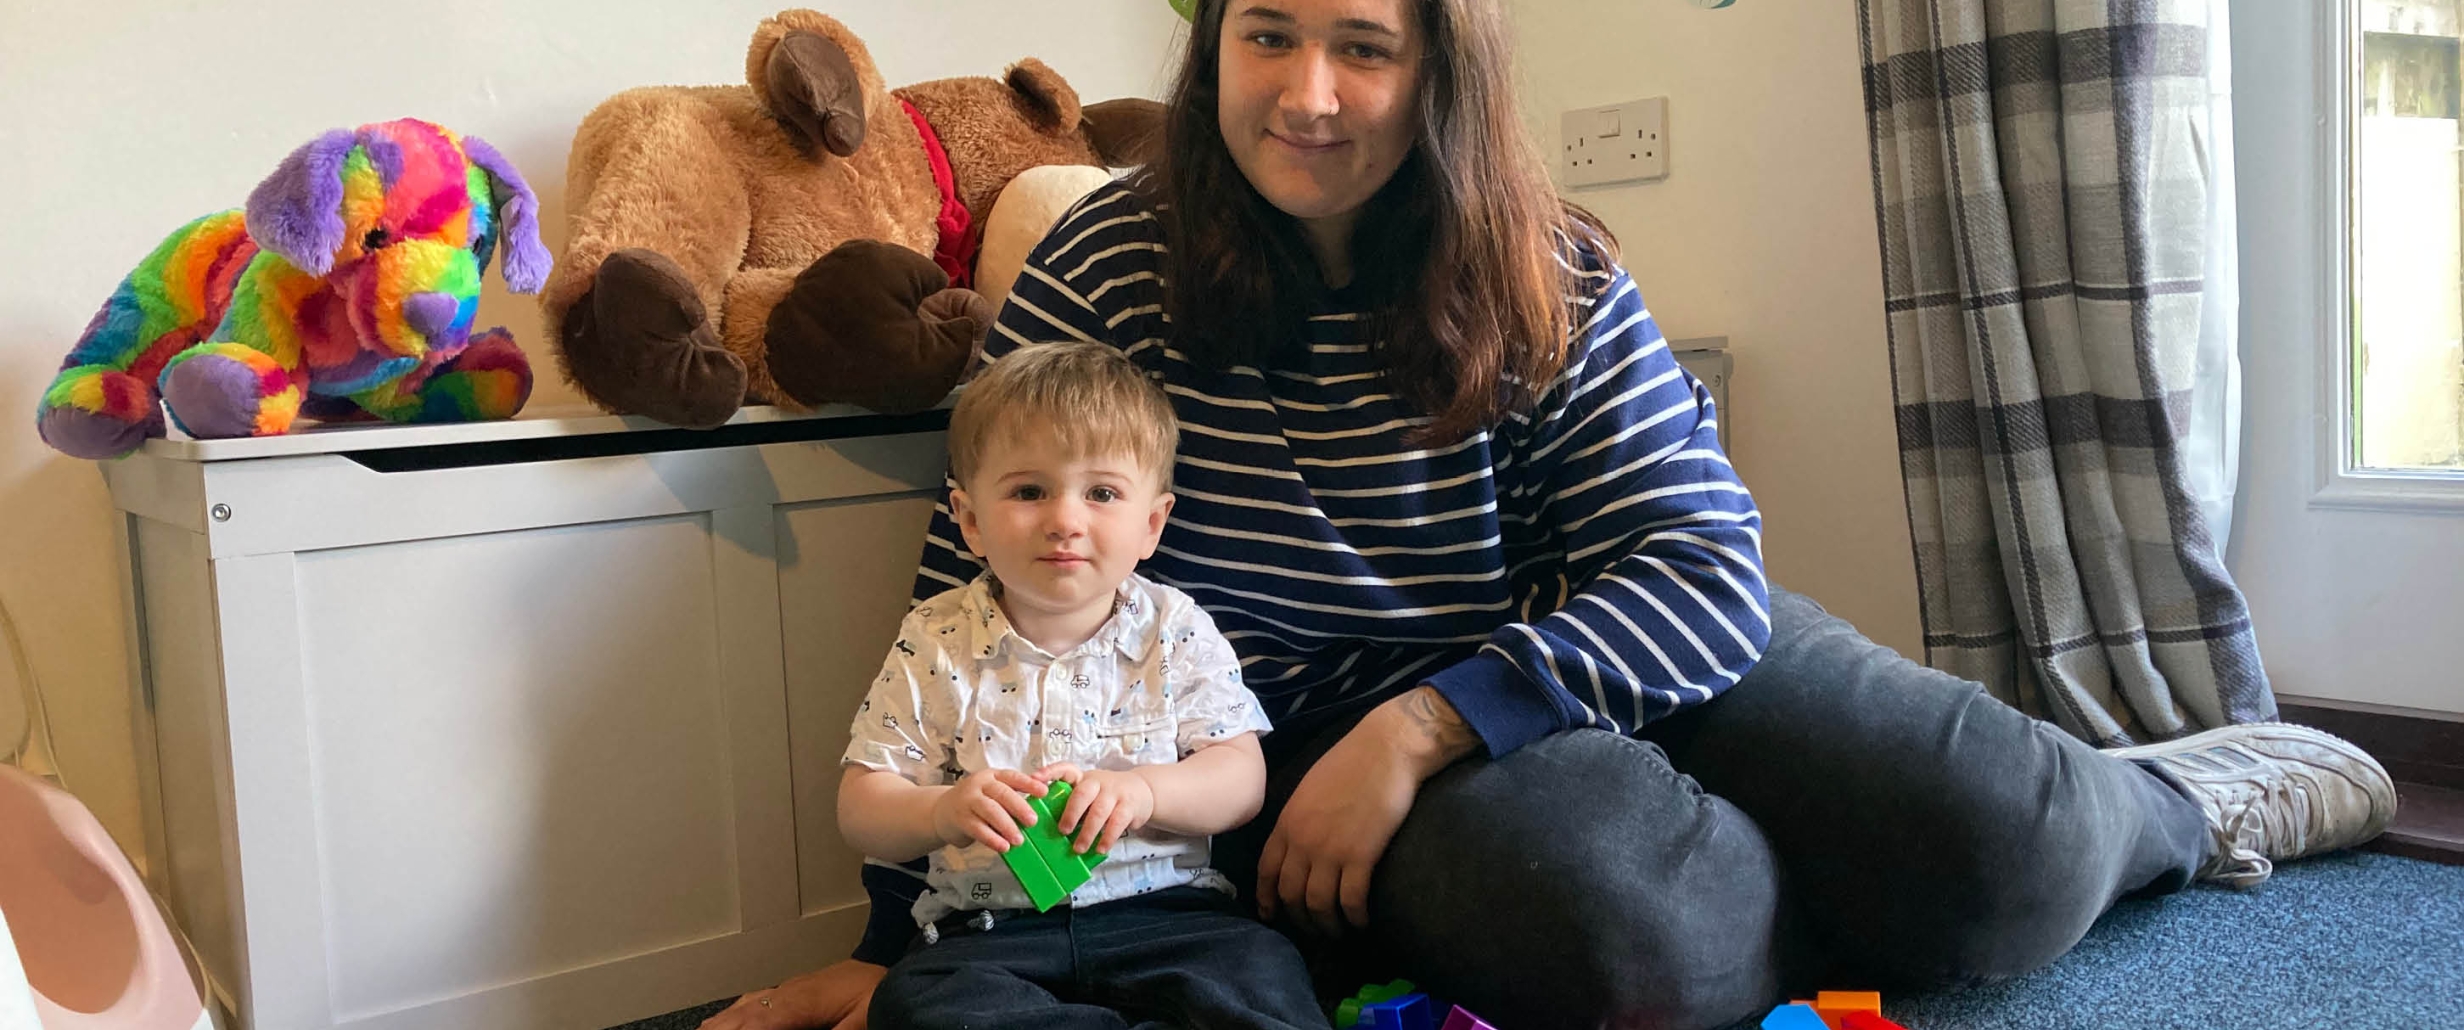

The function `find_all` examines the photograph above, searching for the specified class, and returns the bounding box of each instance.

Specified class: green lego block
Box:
[999,780,1106,912]
[1335,979,1416,1027]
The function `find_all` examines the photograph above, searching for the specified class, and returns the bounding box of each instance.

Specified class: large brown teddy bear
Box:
[545,10,1160,427]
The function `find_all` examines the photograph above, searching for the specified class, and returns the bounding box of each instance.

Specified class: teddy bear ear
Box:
[457,133,553,294]
[244,128,359,276]
[1082,99,1167,168]
[1005,58,1083,135]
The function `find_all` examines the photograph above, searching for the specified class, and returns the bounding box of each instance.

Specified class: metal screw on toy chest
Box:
[211,504,232,522]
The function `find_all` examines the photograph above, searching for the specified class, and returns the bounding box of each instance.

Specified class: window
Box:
[2355,0,2464,470]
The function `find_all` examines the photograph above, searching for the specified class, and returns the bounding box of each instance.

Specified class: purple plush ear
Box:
[243,128,358,276]
[457,134,552,294]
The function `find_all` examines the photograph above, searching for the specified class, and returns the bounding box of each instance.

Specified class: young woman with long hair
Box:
[705,2,2392,1026]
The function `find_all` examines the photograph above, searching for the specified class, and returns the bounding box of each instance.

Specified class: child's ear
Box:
[1141,491,1175,558]
[950,486,988,558]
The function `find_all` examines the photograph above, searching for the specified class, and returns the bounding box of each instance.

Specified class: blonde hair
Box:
[947,342,1179,491]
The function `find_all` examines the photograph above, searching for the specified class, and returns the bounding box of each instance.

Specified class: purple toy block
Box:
[1438,1005,1497,1030]
[1360,992,1437,1030]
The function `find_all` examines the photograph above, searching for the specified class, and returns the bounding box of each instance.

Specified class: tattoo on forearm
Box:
[1403,688,1480,757]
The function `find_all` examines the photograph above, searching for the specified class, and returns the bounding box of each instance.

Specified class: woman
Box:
[707,1,2394,1027]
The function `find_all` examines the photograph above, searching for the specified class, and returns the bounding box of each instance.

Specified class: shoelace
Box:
[2206,799,2276,886]
[2196,745,2317,887]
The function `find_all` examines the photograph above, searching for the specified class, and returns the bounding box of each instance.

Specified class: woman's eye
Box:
[1247,31,1291,50]
[1343,42,1392,61]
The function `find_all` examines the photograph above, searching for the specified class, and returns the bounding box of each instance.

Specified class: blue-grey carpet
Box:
[1884,850,2462,1028]
[612,851,2462,1030]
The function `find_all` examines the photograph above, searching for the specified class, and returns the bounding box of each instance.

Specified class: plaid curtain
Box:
[1856,0,2274,745]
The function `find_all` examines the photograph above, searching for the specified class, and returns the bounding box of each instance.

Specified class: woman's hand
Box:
[696,959,885,1030]
[930,768,1046,851]
[1256,687,1480,936]
[1034,762,1157,854]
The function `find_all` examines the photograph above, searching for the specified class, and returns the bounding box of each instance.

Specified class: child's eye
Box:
[1012,485,1045,501]
[1087,485,1121,503]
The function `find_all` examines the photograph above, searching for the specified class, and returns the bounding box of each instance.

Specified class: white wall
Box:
[0,0,1183,856]
[3,0,1924,858]
[1504,2,1922,655]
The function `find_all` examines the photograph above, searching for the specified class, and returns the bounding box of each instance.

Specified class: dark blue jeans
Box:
[869,886,1330,1030]
[1216,589,2212,1030]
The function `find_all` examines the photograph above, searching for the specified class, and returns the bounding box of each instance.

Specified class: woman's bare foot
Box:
[696,960,886,1030]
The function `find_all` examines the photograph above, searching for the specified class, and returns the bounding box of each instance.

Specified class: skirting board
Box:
[2280,697,2464,867]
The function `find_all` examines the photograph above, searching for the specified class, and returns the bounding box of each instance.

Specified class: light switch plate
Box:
[1560,96,1668,188]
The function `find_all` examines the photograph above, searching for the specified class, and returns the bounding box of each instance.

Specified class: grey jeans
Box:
[1215,589,2211,1030]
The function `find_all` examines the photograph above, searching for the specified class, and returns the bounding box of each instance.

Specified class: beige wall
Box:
[1505,1,1922,657]
[0,0,1183,855]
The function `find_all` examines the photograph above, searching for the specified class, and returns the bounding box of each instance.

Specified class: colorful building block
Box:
[1437,1005,1497,1030]
[998,780,1105,911]
[1840,1012,1910,1030]
[1335,980,1416,1028]
[1814,991,1883,1029]
[1762,1003,1830,1030]
[1357,992,1436,1030]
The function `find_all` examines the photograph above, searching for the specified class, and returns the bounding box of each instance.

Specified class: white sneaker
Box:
[2104,722,2398,888]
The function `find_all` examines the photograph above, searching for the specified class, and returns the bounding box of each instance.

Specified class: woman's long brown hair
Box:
[1147,0,1616,443]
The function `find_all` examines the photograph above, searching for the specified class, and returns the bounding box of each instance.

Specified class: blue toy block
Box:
[1762,1003,1830,1030]
[1359,992,1437,1030]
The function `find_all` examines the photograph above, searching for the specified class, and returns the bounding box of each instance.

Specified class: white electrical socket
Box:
[1560,96,1668,188]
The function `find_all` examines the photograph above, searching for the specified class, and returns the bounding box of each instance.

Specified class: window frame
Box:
[2311,0,2464,511]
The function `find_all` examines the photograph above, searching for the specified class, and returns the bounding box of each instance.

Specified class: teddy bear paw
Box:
[564,248,749,429]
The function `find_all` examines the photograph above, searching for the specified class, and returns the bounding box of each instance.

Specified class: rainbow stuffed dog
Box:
[36,118,551,459]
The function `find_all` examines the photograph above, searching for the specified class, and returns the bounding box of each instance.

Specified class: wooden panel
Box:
[291,517,739,1021]
[776,493,942,919]
[102,450,208,533]
[107,416,953,1028]
[2282,699,2464,866]
[199,434,947,560]
[711,506,798,931]
[2280,700,2464,791]
[144,402,936,463]
[112,515,169,888]
[133,518,247,1011]
[2376,782,2464,867]
[213,552,335,1028]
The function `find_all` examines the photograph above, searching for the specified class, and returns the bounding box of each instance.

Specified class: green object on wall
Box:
[1000,780,1107,912]
[1170,0,1197,22]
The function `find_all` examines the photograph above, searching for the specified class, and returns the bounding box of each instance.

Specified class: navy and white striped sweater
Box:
[856,180,1770,958]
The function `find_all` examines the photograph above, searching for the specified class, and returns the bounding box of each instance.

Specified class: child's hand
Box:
[1034,763,1156,854]
[932,769,1047,852]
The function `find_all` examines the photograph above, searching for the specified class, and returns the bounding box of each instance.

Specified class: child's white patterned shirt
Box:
[842,572,1271,926]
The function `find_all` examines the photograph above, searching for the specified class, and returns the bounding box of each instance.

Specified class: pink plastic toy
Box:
[1438,1005,1498,1030]
[0,763,211,1029]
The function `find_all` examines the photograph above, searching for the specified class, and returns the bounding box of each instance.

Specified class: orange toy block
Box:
[1815,992,1884,1030]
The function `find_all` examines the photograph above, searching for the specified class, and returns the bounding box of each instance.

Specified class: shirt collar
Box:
[962,572,1152,663]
